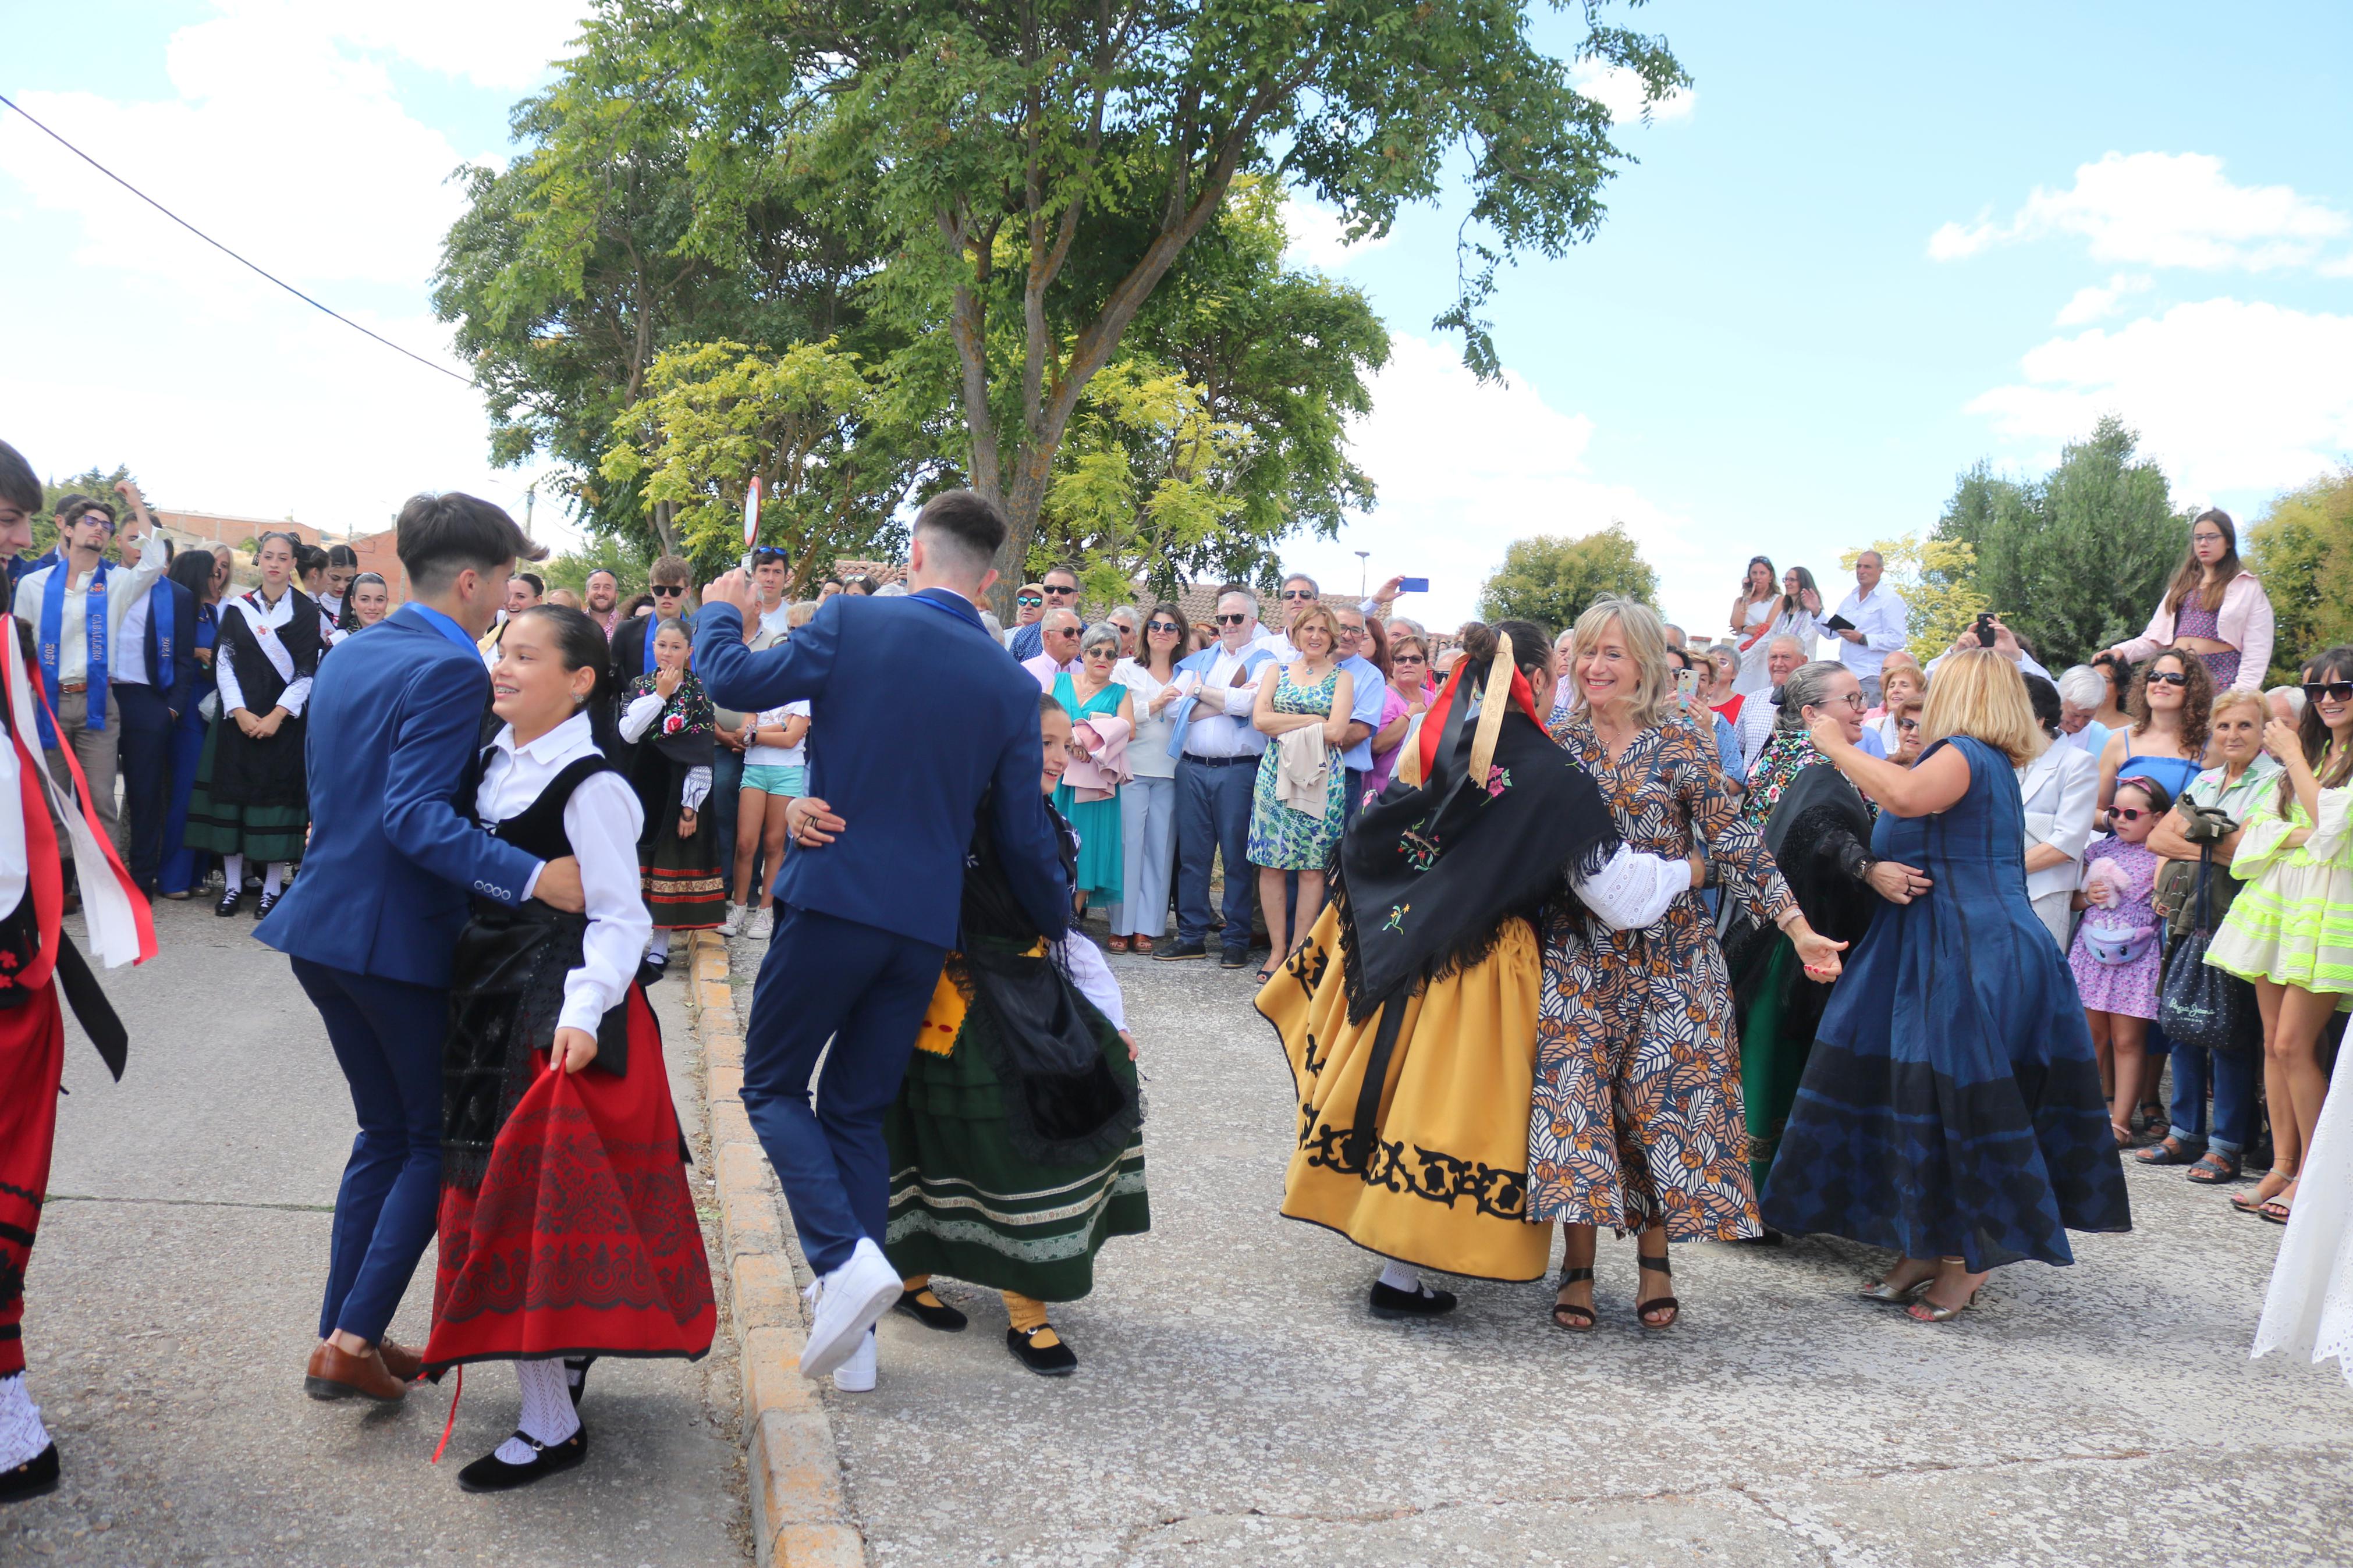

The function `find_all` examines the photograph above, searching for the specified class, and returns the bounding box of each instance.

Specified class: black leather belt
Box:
[1183,754,1254,767]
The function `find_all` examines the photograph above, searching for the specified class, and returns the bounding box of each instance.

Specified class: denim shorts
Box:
[741,764,805,797]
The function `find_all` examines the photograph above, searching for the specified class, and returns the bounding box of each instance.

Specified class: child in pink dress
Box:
[2069,777,2171,1147]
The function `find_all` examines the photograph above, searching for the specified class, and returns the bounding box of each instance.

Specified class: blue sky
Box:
[5,2,2348,633]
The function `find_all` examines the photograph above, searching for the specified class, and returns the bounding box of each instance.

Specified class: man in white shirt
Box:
[12,485,167,860]
[1020,609,1083,688]
[2054,664,2113,757]
[1256,571,1325,660]
[1159,591,1277,967]
[750,547,794,640]
[1737,635,1807,763]
[1828,550,1908,704]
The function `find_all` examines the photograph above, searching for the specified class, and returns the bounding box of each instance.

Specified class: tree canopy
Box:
[1933,416,2187,671]
[1478,524,1658,631]
[2248,468,2353,683]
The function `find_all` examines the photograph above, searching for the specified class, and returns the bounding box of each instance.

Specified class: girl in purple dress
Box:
[2070,777,2173,1146]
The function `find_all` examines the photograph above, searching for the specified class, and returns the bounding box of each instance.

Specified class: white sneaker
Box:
[718,904,747,938]
[832,1329,876,1393]
[799,1238,902,1378]
[746,906,773,941]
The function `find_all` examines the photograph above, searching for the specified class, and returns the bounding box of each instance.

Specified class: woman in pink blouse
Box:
[2107,509,2274,693]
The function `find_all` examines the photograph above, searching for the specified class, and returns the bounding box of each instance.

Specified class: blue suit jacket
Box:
[694,589,1069,950]
[256,603,545,988]
[1163,642,1277,761]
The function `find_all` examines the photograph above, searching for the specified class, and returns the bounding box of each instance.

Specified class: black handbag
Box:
[2157,844,2260,1055]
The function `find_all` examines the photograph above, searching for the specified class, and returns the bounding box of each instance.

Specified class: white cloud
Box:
[1279,196,1392,272]
[1966,298,2353,497]
[0,5,585,545]
[1929,151,2348,271]
[2054,272,2153,326]
[1276,336,1699,628]
[1570,61,1695,125]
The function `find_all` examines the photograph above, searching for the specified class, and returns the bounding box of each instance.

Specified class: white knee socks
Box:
[647,930,672,963]
[493,1358,581,1463]
[0,1374,50,1470]
[222,854,244,891]
[1376,1260,1422,1293]
[261,863,284,898]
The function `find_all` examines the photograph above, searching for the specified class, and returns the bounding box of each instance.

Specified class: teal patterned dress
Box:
[1247,665,1346,870]
[1052,672,1125,903]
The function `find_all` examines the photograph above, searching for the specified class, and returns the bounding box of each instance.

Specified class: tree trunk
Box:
[650,499,680,559]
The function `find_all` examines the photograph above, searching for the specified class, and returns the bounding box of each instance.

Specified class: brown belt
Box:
[58,680,87,695]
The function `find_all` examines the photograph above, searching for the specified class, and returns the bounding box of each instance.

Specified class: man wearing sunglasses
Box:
[1158,591,1277,966]
[1000,581,1045,649]
[609,556,695,689]
[1020,609,1084,688]
[1006,565,1080,662]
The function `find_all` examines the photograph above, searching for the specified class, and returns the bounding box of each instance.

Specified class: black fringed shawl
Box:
[1721,763,1878,1027]
[1333,651,1621,1026]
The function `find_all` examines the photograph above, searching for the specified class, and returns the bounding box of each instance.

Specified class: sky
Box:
[3,1,2349,634]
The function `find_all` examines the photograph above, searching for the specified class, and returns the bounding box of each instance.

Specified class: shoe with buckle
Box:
[215,886,243,918]
[254,889,281,920]
[456,1426,589,1492]
[1006,1325,1078,1377]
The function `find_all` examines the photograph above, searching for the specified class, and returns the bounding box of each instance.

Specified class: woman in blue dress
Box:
[1050,624,1132,919]
[1762,649,2131,1322]
[157,549,222,899]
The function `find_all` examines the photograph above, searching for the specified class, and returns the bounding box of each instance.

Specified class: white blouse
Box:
[1112,659,1180,780]
[215,588,315,717]
[620,691,715,810]
[1060,930,1128,1032]
[476,711,650,1036]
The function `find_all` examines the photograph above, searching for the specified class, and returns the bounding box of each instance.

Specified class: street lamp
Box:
[1354,549,1369,597]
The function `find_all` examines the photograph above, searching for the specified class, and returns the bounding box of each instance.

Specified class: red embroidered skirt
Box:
[423,986,715,1370]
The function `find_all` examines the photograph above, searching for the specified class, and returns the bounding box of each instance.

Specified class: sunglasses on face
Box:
[1896,718,1921,733]
[1016,595,1042,607]
[1043,584,1077,596]
[1216,613,1249,625]
[2306,681,2353,703]
[2146,670,2189,687]
[2111,806,2152,823]
[1147,620,1181,634]
[1279,589,1315,600]
[651,584,685,597]
[1394,654,1425,666]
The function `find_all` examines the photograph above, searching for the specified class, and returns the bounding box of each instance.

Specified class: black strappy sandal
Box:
[1550,1266,1596,1332]
[1634,1252,1678,1330]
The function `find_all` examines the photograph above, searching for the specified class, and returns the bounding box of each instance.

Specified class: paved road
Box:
[3,897,749,1566]
[728,928,2353,1568]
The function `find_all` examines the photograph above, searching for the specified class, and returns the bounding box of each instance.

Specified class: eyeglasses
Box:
[2146,670,2189,687]
[650,584,685,597]
[2111,806,2152,823]
[1016,595,1042,607]
[1896,718,1921,733]
[1828,692,1868,710]
[1042,584,1077,596]
[1216,613,1250,625]
[1146,620,1181,634]
[1279,589,1315,600]
[1336,624,1365,639]
[2306,681,2353,703]
[1394,654,1425,666]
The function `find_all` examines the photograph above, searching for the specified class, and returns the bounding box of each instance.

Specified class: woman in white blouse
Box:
[2018,674,2101,949]
[1108,601,1186,953]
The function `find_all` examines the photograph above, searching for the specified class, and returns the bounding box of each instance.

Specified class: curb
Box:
[686,930,867,1568]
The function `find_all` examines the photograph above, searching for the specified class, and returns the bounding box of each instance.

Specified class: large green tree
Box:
[1935,416,2187,671]
[1478,524,1658,630]
[2248,469,2353,683]
[644,0,1685,606]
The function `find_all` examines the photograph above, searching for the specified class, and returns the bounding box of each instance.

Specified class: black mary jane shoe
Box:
[1634,1252,1679,1331]
[563,1355,597,1407]
[253,890,280,920]
[635,954,669,989]
[0,1442,60,1505]
[456,1427,589,1493]
[1006,1325,1078,1377]
[895,1289,970,1332]
[1368,1278,1458,1320]
[214,886,243,918]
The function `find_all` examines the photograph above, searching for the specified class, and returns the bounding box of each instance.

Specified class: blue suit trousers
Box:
[738,905,947,1275]
[293,959,445,1343]
[1175,756,1256,953]
[115,683,173,892]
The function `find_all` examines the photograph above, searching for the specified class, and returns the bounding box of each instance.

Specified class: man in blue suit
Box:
[112,533,193,894]
[693,489,1068,1379]
[257,494,586,1403]
[1154,588,1277,968]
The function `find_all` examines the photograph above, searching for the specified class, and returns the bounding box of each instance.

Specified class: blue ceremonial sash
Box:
[145,577,179,685]
[37,560,109,748]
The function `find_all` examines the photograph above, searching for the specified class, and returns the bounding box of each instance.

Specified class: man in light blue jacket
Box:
[1154,589,1277,968]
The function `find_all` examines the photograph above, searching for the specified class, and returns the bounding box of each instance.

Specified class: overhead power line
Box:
[0,90,478,389]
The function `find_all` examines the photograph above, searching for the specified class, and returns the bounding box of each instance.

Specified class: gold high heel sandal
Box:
[1905,1260,1983,1322]
[1857,1272,1935,1304]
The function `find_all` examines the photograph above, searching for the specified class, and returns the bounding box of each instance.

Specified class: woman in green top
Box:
[2208,649,2353,1225]
[1052,623,1133,918]
[2142,689,2280,1186]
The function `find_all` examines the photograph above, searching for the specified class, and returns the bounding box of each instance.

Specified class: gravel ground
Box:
[3,895,750,1567]
[727,918,2353,1568]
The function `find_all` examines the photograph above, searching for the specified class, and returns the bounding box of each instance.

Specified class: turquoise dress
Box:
[1052,673,1125,903]
[1247,666,1346,871]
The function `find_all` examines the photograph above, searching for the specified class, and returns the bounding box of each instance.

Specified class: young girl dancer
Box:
[420,605,715,1491]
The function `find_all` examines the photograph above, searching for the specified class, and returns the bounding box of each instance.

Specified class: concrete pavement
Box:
[725,927,2353,1568]
[3,897,750,1566]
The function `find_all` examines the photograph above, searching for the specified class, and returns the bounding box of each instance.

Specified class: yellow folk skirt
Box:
[1255,904,1549,1282]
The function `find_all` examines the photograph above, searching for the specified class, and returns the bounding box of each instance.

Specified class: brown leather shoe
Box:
[304,1341,407,1402]
[377,1339,424,1383]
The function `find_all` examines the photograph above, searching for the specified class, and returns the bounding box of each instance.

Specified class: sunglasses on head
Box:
[2306,681,2353,703]
[1216,612,1250,625]
[2146,670,2190,687]
[1146,620,1181,634]
[752,547,789,563]
[651,584,685,597]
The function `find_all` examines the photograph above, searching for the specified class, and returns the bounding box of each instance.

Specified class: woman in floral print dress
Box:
[1530,599,1846,1332]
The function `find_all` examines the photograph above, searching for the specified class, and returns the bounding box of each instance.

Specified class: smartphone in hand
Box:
[1397,577,1429,594]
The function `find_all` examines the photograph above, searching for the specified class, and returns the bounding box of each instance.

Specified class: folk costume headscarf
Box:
[1334,633,1620,1026]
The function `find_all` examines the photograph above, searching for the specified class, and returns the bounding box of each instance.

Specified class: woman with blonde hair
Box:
[1530,599,1846,1332]
[1762,649,2131,1321]
[1247,602,1352,980]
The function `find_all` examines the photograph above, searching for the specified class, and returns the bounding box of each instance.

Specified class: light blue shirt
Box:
[1337,653,1387,772]
[404,601,481,656]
